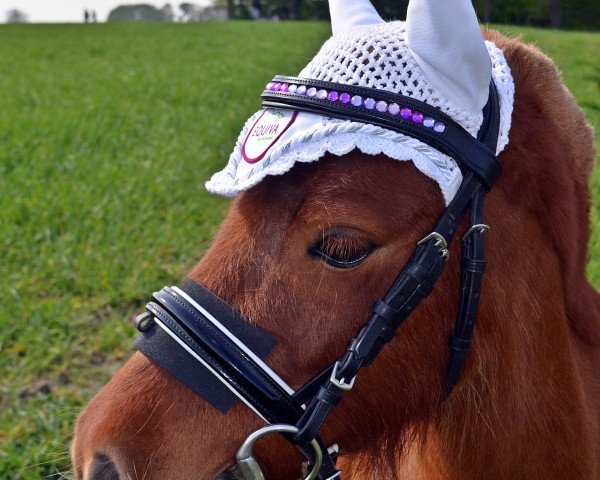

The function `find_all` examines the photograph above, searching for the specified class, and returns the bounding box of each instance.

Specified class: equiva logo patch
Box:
[242,108,297,164]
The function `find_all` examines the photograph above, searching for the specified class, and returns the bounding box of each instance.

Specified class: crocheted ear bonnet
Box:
[206,0,514,205]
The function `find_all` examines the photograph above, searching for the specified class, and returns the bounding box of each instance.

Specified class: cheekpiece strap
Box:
[261,76,502,190]
[292,80,501,451]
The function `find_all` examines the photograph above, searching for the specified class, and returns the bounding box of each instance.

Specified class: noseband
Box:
[134,76,501,479]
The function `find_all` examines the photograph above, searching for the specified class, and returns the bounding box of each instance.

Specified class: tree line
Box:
[231,0,599,30]
[105,0,598,30]
[107,3,230,21]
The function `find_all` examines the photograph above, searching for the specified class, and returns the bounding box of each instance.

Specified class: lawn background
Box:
[0,22,598,479]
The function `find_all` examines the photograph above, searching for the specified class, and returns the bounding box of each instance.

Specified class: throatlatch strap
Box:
[444,188,487,396]
[443,83,499,396]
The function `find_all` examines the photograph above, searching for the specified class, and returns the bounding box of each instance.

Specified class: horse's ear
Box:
[406,0,491,113]
[328,0,383,36]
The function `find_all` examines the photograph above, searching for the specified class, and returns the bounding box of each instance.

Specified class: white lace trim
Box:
[209,116,462,203]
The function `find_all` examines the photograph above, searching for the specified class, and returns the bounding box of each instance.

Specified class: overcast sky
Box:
[0,1,209,23]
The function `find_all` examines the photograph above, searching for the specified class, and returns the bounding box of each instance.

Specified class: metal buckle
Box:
[417,232,450,260]
[236,424,323,480]
[330,361,356,391]
[461,223,490,241]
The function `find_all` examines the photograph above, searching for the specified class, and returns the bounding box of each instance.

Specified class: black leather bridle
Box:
[134,75,501,480]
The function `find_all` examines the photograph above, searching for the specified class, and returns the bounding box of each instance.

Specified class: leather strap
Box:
[149,287,304,424]
[135,282,277,414]
[443,83,500,396]
[291,82,501,449]
[293,171,481,446]
[262,76,502,190]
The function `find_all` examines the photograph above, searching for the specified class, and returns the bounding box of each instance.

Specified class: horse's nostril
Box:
[90,454,120,480]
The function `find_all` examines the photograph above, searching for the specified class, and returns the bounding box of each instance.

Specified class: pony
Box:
[71,1,599,479]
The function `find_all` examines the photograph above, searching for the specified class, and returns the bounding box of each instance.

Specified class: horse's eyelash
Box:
[317,234,374,259]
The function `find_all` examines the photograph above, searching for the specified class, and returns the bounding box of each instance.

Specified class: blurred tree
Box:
[108,4,173,21]
[299,0,327,19]
[161,3,175,21]
[6,8,28,23]
[549,0,562,27]
[473,0,598,29]
[290,0,303,19]
[561,0,600,29]
[482,0,492,22]
[180,1,228,20]
[180,2,201,21]
[214,0,250,18]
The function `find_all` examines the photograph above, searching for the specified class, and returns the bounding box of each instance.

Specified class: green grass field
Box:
[0,21,598,479]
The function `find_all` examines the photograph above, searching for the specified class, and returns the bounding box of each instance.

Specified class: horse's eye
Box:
[309,231,376,269]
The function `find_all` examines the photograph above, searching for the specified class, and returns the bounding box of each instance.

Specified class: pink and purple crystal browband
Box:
[264,79,447,133]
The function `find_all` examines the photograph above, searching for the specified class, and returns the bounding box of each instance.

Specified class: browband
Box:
[135,76,502,480]
[262,76,501,190]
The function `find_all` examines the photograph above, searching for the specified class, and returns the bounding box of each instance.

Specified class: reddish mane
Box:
[72,30,600,480]
[485,30,599,343]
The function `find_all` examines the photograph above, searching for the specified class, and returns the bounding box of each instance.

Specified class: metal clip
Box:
[330,361,356,391]
[417,232,450,260]
[236,424,322,480]
[461,224,490,241]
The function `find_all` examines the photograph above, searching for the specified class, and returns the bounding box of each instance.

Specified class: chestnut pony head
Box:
[72,5,600,480]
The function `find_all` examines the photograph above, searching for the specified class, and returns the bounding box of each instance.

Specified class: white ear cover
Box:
[328,0,384,36]
[406,0,491,113]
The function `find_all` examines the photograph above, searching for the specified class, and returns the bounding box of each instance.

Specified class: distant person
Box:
[92,10,97,23]
[252,0,262,20]
[84,9,90,23]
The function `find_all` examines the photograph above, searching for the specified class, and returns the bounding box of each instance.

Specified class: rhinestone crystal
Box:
[400,108,412,119]
[364,98,376,109]
[376,100,388,112]
[412,112,424,124]
[388,103,400,115]
[267,81,448,135]
[423,117,435,128]
[316,89,328,100]
[351,95,363,107]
